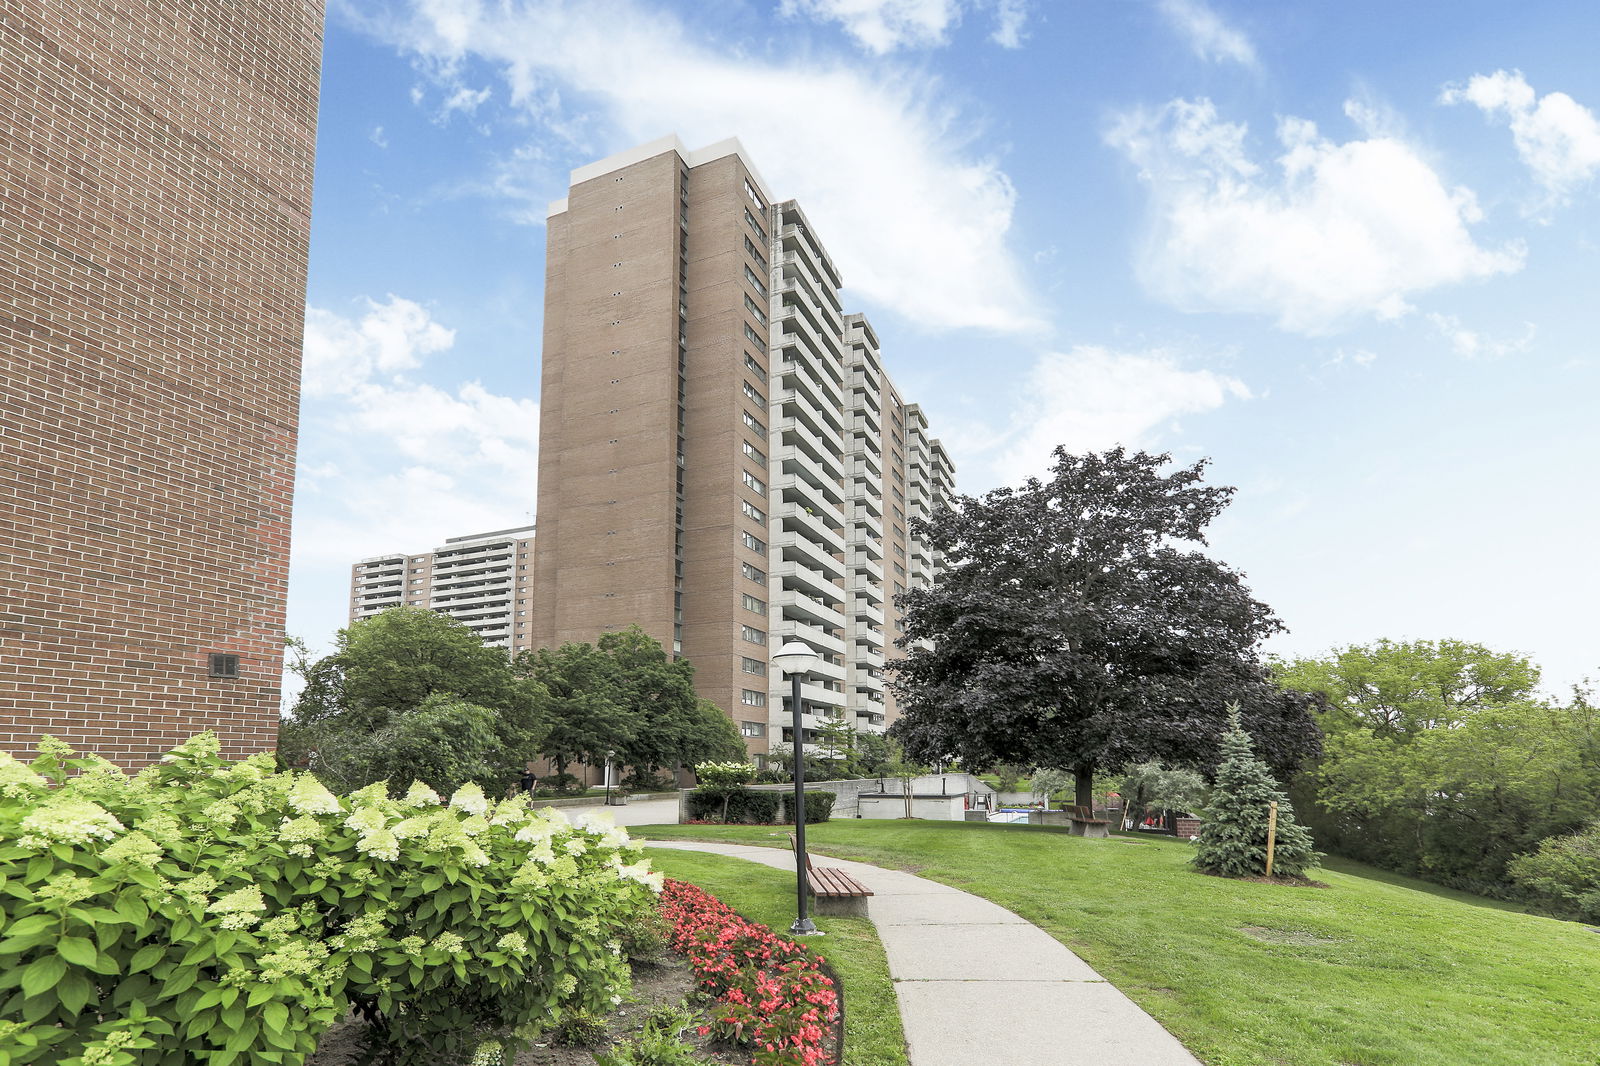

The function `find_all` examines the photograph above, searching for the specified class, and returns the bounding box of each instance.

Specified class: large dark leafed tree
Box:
[889,447,1322,808]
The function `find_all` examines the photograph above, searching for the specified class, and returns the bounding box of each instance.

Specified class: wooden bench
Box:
[1063,805,1112,839]
[789,834,874,916]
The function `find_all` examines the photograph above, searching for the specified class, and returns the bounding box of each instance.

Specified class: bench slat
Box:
[809,865,872,898]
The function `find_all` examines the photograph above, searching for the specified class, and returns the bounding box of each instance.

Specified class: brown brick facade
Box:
[0,1,324,766]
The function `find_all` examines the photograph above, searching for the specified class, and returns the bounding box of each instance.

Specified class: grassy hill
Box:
[637,820,1600,1066]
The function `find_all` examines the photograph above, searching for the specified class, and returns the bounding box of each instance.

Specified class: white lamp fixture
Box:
[772,639,820,677]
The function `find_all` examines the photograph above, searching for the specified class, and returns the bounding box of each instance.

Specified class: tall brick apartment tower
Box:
[534,136,954,762]
[0,2,324,765]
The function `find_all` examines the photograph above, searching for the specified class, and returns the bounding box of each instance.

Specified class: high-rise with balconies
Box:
[349,527,537,653]
[533,136,952,760]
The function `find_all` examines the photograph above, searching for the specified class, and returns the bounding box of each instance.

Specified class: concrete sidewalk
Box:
[645,839,1201,1066]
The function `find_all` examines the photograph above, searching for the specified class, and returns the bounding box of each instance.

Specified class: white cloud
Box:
[778,0,1029,53]
[990,346,1251,484]
[1426,313,1536,359]
[1156,0,1256,67]
[302,295,454,397]
[369,125,389,148]
[1107,97,1525,334]
[1440,70,1600,206]
[360,0,1042,334]
[296,297,539,560]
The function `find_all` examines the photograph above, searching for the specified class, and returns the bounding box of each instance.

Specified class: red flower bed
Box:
[658,878,840,1066]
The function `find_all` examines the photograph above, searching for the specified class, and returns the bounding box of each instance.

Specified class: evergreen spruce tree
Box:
[1193,704,1319,879]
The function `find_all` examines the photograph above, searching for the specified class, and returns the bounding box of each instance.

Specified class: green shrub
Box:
[552,1009,610,1047]
[1192,706,1319,879]
[684,788,780,824]
[1509,821,1600,923]
[618,909,672,964]
[0,735,660,1066]
[692,761,755,791]
[781,790,836,824]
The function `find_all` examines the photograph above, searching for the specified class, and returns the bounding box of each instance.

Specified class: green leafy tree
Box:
[515,626,743,779]
[890,446,1322,808]
[281,608,545,793]
[1509,820,1600,923]
[1193,706,1319,879]
[1275,644,1600,892]
[886,740,928,819]
[1120,761,1208,828]
[992,763,1026,793]
[1030,767,1075,807]
[310,694,504,797]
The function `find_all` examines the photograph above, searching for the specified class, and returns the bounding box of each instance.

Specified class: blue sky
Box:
[294,0,1600,697]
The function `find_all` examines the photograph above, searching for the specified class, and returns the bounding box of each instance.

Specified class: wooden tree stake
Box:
[1264,800,1279,879]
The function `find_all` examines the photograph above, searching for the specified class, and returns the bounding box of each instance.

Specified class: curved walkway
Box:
[645,840,1200,1066]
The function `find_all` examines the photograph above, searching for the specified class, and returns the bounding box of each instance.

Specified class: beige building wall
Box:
[531,136,953,760]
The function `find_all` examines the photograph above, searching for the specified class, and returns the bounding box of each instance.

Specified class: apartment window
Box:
[742,562,766,583]
[741,499,766,523]
[741,624,766,644]
[742,531,766,553]
[744,235,768,272]
[894,582,906,596]
[742,410,765,436]
[741,689,767,707]
[741,720,767,738]
[742,470,766,495]
[744,323,763,347]
[894,562,907,577]
[744,207,766,241]
[743,264,768,298]
[744,352,767,383]
[742,656,766,675]
[744,178,764,210]
[742,593,767,614]
[742,381,765,406]
[742,440,765,465]
[743,293,767,327]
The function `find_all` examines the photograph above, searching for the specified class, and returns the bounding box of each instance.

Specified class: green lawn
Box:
[636,821,1600,1066]
[643,847,909,1066]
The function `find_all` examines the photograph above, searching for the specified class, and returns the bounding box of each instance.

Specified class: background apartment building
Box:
[349,527,537,654]
[533,136,953,761]
[0,1,322,766]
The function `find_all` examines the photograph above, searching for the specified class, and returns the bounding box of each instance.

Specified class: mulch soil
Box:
[306,953,755,1066]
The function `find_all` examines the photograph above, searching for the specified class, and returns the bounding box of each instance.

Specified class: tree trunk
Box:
[1075,764,1094,811]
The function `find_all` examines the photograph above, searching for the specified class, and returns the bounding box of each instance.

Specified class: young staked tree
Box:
[1193,706,1318,879]
[889,446,1322,809]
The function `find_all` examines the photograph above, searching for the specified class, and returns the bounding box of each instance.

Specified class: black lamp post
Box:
[773,638,821,936]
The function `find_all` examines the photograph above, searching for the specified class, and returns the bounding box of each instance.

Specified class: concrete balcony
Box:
[846,525,883,556]
[847,572,884,603]
[774,471,846,523]
[772,617,846,656]
[852,623,885,650]
[777,502,847,555]
[776,587,847,630]
[850,509,884,540]
[847,550,884,582]
[850,599,885,627]
[772,558,845,605]
[773,530,846,580]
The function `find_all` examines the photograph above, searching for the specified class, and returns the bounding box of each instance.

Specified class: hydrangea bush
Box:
[0,735,661,1066]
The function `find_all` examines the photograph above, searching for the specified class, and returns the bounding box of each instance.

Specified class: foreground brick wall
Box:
[0,1,324,766]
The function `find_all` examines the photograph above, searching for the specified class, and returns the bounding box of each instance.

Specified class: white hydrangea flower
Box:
[344,806,387,835]
[357,828,400,861]
[286,775,341,815]
[489,798,530,826]
[201,800,241,827]
[207,886,267,930]
[391,815,431,840]
[18,798,124,847]
[430,932,466,955]
[494,932,527,954]
[0,752,50,797]
[101,830,164,867]
[462,842,491,867]
[514,821,554,845]
[563,837,587,857]
[400,781,442,807]
[469,1038,504,1066]
[448,782,489,816]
